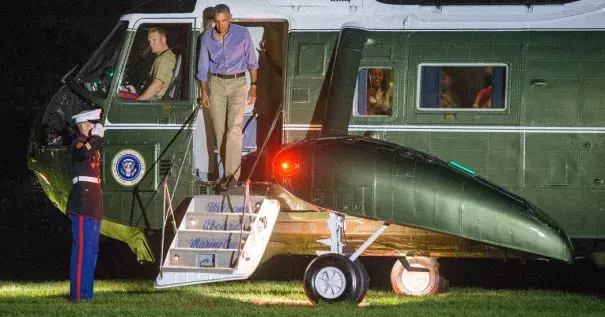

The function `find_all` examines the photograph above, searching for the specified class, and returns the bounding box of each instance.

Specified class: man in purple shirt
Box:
[197,4,258,189]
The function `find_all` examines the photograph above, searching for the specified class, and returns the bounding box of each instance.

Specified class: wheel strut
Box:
[348,222,389,261]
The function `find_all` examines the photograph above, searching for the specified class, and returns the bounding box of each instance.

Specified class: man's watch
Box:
[250,81,257,86]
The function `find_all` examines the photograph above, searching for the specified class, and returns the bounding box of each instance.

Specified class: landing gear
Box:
[390,256,448,296]
[303,254,369,303]
[304,213,449,302]
[304,212,388,304]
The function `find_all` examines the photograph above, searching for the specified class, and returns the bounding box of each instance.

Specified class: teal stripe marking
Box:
[449,161,477,176]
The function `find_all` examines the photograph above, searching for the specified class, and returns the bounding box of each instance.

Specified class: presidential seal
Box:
[111,149,146,186]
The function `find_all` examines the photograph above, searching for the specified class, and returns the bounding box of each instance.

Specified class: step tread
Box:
[186,212,257,216]
[170,248,240,252]
[178,229,251,234]
[162,266,236,272]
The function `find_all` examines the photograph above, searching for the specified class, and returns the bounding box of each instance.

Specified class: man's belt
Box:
[212,72,246,79]
[72,176,100,185]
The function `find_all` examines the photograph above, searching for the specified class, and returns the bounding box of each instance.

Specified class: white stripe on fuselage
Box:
[104,122,605,134]
[284,124,605,134]
[104,125,194,130]
[103,120,194,130]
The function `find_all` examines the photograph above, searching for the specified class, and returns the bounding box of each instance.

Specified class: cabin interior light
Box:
[189,217,197,226]
[173,254,180,263]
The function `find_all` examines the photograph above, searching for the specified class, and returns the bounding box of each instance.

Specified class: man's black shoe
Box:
[218,176,237,191]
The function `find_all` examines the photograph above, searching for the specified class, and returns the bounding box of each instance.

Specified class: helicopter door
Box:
[103,20,194,193]
[193,25,263,182]
[193,21,287,182]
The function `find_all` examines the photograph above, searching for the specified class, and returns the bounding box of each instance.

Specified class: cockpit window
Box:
[353,68,394,116]
[118,23,191,101]
[76,21,128,98]
[417,64,507,111]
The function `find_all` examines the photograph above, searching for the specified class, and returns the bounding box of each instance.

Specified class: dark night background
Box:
[1,0,605,297]
[0,0,150,280]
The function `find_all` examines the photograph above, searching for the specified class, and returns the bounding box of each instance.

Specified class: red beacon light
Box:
[273,156,299,177]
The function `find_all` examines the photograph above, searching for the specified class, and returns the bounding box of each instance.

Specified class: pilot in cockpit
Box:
[119,27,176,101]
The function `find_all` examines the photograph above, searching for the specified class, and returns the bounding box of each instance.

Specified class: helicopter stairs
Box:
[154,194,280,288]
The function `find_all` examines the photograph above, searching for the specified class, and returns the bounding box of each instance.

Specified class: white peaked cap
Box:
[72,109,102,123]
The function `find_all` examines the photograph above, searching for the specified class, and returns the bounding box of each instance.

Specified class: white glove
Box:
[91,123,105,138]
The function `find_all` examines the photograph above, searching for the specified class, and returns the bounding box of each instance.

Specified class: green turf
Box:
[0,280,603,317]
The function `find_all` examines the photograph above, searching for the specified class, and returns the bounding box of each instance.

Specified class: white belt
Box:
[72,176,100,185]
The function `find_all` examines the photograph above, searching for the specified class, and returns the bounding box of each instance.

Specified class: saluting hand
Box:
[91,123,105,138]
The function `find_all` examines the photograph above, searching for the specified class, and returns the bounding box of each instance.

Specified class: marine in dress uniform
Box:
[67,109,104,302]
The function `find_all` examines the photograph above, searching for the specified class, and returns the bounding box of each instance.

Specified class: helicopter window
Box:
[417,64,507,111]
[119,23,191,101]
[76,21,128,99]
[354,68,394,116]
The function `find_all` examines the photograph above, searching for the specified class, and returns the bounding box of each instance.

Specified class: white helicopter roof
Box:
[120,0,605,30]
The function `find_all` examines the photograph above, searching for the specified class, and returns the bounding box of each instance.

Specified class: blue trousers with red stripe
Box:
[69,215,100,302]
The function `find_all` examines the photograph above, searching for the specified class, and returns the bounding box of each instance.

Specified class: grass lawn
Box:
[0,280,603,317]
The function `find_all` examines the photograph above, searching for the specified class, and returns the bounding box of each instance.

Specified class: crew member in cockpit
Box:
[121,27,176,100]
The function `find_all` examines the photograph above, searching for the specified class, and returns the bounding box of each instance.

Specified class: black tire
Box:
[351,259,369,303]
[303,254,366,304]
[390,256,448,296]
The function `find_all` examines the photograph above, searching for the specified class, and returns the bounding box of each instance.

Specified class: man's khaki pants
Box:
[209,76,247,180]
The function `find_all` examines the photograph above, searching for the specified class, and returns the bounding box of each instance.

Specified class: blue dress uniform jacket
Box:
[66,132,104,302]
[66,133,104,221]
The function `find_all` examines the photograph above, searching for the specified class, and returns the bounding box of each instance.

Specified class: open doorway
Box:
[193,19,288,182]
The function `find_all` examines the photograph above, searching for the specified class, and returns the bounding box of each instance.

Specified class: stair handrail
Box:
[160,174,178,273]
[155,105,201,272]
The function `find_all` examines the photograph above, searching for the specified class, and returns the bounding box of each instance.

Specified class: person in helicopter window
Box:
[120,27,176,101]
[439,67,476,109]
[439,68,463,108]
[366,68,393,115]
[473,85,493,109]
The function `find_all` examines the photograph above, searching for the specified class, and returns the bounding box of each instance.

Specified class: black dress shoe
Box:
[215,178,228,191]
[218,176,236,191]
